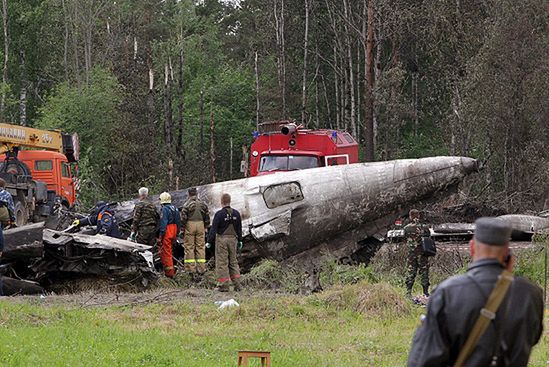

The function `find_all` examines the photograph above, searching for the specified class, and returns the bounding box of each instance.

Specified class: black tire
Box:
[14,200,28,227]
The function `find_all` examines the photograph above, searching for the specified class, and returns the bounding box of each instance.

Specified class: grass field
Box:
[0,283,547,367]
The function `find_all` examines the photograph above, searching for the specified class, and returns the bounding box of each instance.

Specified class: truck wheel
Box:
[14,201,28,227]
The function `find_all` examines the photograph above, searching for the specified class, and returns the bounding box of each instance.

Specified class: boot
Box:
[233,279,242,292]
[423,285,430,297]
[405,287,413,300]
[215,283,229,292]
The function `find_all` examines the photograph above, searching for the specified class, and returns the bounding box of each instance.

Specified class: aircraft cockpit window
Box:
[262,182,304,209]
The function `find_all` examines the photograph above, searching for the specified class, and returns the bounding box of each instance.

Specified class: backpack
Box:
[97,208,121,238]
[421,237,437,257]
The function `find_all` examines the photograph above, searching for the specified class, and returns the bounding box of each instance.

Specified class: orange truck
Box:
[0,123,79,226]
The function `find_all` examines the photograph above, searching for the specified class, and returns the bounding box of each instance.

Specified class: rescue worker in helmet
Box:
[158,192,181,278]
[72,201,122,238]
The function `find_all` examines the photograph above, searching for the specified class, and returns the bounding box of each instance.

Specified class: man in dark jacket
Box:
[130,187,159,246]
[73,201,121,238]
[181,187,210,276]
[408,217,543,367]
[206,193,242,292]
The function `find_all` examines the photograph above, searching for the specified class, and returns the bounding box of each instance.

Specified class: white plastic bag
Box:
[215,299,240,309]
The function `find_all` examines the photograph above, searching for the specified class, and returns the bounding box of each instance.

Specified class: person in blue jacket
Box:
[72,201,121,238]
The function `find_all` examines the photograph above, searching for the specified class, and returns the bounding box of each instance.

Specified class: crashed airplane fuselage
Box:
[116,156,478,269]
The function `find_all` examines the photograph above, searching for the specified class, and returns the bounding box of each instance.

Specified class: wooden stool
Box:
[237,351,271,367]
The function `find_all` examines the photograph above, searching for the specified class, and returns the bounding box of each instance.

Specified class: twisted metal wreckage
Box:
[1,156,481,295]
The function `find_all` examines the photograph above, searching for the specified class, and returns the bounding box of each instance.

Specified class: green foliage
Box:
[243,259,302,293]
[37,67,124,204]
[320,261,378,287]
[514,241,548,288]
[514,248,547,287]
[0,0,541,210]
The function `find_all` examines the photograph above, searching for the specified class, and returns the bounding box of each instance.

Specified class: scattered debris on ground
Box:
[1,224,155,296]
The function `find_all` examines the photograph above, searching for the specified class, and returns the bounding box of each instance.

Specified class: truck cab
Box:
[16,150,76,207]
[249,121,359,177]
[0,123,79,226]
[0,150,76,225]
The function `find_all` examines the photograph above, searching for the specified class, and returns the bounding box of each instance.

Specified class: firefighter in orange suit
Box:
[158,192,180,278]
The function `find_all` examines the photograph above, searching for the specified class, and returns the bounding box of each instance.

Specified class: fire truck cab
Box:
[249,121,359,177]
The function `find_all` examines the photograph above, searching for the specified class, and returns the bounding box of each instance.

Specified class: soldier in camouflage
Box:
[404,209,431,298]
[130,187,160,247]
[180,187,210,275]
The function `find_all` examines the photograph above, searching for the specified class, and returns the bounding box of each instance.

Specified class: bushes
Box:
[513,242,548,288]
[320,261,378,287]
[242,259,302,293]
[314,281,411,318]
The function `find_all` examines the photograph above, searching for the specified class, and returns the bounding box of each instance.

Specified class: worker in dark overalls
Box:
[206,193,243,292]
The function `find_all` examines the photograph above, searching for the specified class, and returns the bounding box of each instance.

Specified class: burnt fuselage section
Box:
[116,156,478,269]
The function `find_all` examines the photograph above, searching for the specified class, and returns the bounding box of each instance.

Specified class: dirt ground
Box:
[2,285,285,309]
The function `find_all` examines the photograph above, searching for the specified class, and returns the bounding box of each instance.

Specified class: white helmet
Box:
[159,192,171,204]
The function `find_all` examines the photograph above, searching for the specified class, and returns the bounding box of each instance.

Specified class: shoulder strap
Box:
[453,270,514,367]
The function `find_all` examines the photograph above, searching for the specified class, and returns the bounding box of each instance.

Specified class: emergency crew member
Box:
[0,178,15,297]
[130,187,159,246]
[158,192,180,278]
[206,193,242,292]
[408,217,543,367]
[404,209,431,297]
[180,187,210,275]
[73,201,121,238]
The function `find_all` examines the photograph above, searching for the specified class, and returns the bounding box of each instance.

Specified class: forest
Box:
[0,0,546,209]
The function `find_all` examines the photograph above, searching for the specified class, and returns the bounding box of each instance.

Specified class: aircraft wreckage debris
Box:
[1,229,155,296]
[114,156,479,269]
[1,156,481,295]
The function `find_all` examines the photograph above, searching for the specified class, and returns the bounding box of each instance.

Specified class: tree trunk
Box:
[314,46,320,129]
[209,110,216,183]
[0,0,8,122]
[343,0,356,138]
[342,49,348,131]
[321,76,331,129]
[373,11,382,142]
[199,89,204,151]
[356,40,361,134]
[163,63,173,155]
[147,68,155,135]
[254,51,260,130]
[19,52,26,126]
[280,0,287,118]
[333,45,340,129]
[229,136,233,179]
[274,0,287,118]
[176,46,185,160]
[301,0,310,126]
[69,1,80,86]
[61,0,69,80]
[363,0,375,162]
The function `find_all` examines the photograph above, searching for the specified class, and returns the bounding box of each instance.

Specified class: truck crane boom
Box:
[0,123,79,162]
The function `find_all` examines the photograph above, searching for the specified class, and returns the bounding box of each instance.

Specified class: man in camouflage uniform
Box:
[130,187,159,247]
[404,209,431,298]
[180,187,210,275]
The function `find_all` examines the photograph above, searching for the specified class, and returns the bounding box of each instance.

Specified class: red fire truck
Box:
[249,120,359,177]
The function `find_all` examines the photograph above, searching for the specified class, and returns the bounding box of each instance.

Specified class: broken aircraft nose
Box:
[460,157,479,174]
